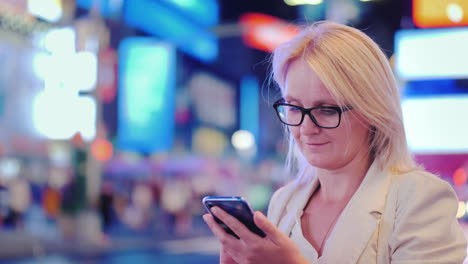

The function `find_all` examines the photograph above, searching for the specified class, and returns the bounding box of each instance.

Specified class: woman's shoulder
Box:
[391,169,453,191]
[389,169,457,204]
[385,169,466,262]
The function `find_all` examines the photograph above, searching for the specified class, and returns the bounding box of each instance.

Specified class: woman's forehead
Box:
[283,58,343,105]
[284,82,336,105]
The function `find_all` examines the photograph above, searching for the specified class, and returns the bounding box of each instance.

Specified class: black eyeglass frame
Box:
[272,99,353,129]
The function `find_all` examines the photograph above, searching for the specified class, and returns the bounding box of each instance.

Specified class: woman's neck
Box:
[315,154,371,203]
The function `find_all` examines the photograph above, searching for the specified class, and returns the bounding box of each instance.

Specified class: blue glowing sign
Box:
[117,38,176,153]
[124,0,218,62]
[76,0,123,18]
[404,79,468,98]
[240,75,259,142]
[160,0,219,27]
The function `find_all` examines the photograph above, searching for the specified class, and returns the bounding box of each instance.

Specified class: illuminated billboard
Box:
[118,38,176,153]
[395,28,468,80]
[124,0,218,62]
[413,0,468,28]
[402,96,468,153]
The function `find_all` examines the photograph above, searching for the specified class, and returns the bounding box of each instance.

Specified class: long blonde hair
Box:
[271,21,419,178]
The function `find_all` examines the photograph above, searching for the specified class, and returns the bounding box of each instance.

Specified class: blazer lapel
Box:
[278,175,321,236]
[319,161,392,264]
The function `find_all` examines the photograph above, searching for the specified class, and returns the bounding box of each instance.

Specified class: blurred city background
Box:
[0,0,468,263]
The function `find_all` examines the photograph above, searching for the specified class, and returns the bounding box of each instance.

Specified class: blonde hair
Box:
[271,21,419,177]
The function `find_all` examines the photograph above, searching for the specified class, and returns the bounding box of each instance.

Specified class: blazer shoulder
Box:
[391,169,454,194]
[389,169,459,215]
[387,170,467,263]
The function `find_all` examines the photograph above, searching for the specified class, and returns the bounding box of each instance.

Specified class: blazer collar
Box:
[277,173,320,234]
[281,160,392,264]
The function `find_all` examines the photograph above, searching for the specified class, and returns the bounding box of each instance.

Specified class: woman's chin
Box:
[305,156,335,170]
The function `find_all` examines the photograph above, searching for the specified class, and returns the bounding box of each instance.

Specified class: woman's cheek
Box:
[290,127,300,142]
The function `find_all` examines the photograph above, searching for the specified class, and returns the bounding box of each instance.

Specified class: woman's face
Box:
[284,59,371,171]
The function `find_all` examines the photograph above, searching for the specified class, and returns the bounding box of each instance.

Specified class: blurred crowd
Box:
[0,149,287,248]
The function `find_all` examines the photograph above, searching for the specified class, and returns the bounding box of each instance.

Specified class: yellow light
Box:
[458,201,468,219]
[231,130,255,151]
[447,3,464,23]
[284,0,322,6]
[413,0,468,28]
[27,0,63,22]
[193,127,227,157]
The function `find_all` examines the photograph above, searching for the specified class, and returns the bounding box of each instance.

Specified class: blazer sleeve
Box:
[389,172,467,264]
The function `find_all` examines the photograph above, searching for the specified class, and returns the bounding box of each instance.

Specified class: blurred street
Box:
[0,214,220,264]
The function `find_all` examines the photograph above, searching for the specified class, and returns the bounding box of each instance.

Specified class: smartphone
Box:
[202,196,266,239]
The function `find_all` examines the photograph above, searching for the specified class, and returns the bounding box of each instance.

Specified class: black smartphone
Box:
[202,196,266,239]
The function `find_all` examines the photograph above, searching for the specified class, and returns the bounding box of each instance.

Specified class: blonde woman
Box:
[203,21,467,264]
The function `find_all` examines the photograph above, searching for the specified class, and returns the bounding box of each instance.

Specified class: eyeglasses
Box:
[273,99,353,128]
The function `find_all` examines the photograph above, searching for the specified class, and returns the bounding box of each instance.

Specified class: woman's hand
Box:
[203,207,309,264]
[220,246,238,264]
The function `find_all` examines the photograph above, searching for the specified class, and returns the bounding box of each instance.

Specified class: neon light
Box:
[124,0,218,62]
[91,139,113,162]
[402,96,468,153]
[118,38,176,153]
[161,0,218,26]
[395,28,468,80]
[42,27,76,54]
[33,91,96,140]
[403,79,468,97]
[413,0,468,28]
[28,0,62,23]
[239,13,299,52]
[231,130,255,150]
[240,75,259,143]
[284,0,322,6]
[453,168,467,185]
[76,0,123,18]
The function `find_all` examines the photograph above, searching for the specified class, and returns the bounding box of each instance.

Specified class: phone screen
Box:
[203,196,266,239]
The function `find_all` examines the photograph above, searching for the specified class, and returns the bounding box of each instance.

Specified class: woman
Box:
[203,21,467,264]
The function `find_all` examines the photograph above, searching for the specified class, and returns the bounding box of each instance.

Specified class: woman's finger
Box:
[203,214,244,259]
[210,206,259,243]
[203,214,240,244]
[253,211,288,244]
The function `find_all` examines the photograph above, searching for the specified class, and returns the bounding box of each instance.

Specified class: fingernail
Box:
[211,206,220,214]
[255,211,265,219]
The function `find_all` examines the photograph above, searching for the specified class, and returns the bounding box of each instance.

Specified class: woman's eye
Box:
[287,106,301,112]
[317,108,337,115]
[290,107,301,112]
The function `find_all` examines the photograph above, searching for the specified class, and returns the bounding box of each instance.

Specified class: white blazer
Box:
[267,161,467,264]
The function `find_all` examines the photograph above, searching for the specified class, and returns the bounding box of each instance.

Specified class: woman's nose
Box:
[300,114,321,134]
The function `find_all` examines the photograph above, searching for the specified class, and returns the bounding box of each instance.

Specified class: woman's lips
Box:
[304,142,329,150]
[306,142,328,146]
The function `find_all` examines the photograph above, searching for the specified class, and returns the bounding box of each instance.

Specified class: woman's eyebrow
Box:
[283,95,297,101]
[284,96,337,106]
